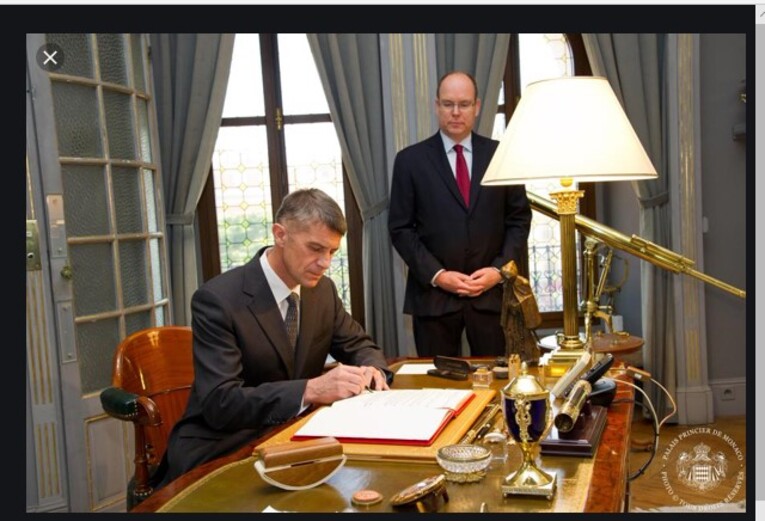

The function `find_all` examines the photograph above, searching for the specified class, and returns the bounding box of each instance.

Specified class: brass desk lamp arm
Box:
[527,191,746,299]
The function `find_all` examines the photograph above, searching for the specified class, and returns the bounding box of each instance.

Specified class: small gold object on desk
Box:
[501,362,557,499]
[554,380,592,433]
[253,436,346,490]
[390,474,449,513]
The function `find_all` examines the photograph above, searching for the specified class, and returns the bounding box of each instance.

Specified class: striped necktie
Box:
[285,292,299,348]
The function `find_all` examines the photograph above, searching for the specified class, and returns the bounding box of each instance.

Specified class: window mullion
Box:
[260,33,289,214]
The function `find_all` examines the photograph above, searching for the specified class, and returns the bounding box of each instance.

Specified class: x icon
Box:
[43,50,58,65]
[36,43,64,72]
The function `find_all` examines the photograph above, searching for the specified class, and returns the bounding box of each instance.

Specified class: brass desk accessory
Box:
[554,379,592,433]
[501,362,556,499]
[390,474,449,513]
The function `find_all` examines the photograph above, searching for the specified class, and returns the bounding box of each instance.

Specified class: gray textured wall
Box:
[698,33,747,382]
[599,34,747,385]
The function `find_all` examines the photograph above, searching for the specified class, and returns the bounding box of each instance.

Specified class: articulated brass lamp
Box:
[482,76,657,372]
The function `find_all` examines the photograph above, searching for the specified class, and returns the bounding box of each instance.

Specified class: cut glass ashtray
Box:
[436,444,492,483]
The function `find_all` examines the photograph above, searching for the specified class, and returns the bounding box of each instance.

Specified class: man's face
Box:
[272,220,341,288]
[436,73,481,143]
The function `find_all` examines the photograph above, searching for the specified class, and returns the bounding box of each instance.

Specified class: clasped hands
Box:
[435,267,502,297]
[304,363,389,406]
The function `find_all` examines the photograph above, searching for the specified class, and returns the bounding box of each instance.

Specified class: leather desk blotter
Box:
[540,405,607,457]
[256,388,496,462]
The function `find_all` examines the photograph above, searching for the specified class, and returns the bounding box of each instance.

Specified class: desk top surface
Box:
[132,358,634,513]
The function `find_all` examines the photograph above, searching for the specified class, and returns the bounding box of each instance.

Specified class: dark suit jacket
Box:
[160,248,389,485]
[388,132,532,317]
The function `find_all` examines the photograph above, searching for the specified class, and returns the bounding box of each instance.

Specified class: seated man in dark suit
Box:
[157,188,391,488]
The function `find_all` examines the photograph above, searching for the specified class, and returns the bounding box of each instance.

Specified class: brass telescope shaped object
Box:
[527,192,746,299]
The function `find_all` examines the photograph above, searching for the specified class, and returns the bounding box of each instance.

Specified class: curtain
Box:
[434,34,510,137]
[583,34,675,418]
[307,34,398,357]
[150,34,235,326]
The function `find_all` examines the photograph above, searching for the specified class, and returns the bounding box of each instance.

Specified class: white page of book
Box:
[293,389,473,442]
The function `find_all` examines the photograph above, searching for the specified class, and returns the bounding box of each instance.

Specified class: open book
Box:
[291,389,475,446]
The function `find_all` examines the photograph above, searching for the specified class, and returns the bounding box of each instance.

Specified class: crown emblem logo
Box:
[675,442,727,491]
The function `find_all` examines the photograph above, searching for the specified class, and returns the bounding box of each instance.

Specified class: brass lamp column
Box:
[549,183,586,355]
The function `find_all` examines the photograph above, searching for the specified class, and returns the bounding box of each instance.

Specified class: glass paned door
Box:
[26,32,170,511]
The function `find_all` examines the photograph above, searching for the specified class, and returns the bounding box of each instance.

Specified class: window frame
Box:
[197,33,366,326]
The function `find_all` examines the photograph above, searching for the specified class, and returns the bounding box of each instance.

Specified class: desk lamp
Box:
[482,76,657,374]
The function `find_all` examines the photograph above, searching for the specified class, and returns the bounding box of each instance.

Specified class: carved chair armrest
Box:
[100,387,162,426]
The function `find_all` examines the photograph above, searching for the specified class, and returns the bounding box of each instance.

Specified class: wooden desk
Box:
[132,359,633,513]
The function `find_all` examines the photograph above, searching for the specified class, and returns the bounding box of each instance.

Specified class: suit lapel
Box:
[243,251,296,377]
[425,133,468,209]
[468,134,490,212]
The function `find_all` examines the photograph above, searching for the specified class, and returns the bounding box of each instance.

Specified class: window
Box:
[198,34,364,322]
[494,33,595,329]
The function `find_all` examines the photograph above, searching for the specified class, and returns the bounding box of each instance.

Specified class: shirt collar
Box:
[440,130,472,154]
[260,248,301,303]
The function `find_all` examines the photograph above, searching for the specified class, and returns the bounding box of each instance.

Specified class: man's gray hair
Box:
[275,188,347,235]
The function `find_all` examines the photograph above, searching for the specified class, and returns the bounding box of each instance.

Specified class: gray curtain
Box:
[435,34,510,137]
[150,34,235,326]
[583,34,675,417]
[307,34,398,357]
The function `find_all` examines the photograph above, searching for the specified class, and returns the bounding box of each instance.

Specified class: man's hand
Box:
[435,268,501,297]
[465,267,503,297]
[362,365,390,391]
[434,270,483,296]
[303,364,389,406]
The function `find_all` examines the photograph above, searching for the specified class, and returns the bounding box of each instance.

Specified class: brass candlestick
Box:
[501,362,556,499]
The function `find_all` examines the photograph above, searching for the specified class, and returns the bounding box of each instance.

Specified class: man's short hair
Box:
[436,70,479,100]
[275,188,347,236]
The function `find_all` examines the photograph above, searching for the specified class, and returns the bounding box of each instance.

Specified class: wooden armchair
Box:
[99,326,193,510]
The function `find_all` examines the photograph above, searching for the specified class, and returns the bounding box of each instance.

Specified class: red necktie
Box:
[453,144,470,206]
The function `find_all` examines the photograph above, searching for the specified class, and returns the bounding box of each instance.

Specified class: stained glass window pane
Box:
[213,125,273,269]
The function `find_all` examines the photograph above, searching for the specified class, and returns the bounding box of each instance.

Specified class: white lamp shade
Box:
[482,76,658,186]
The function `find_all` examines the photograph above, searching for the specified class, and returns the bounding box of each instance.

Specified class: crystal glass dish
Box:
[436,444,492,483]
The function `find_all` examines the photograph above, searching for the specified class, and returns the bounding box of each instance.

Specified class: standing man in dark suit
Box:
[389,70,532,358]
[158,188,391,488]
